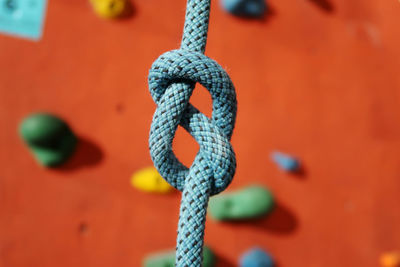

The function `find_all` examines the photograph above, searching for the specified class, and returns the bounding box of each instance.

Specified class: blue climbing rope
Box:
[148,0,237,266]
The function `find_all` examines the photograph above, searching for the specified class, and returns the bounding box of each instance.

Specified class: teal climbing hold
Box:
[221,0,266,17]
[19,113,77,167]
[240,247,274,267]
[271,151,300,172]
[143,246,216,267]
[0,0,48,40]
[208,185,274,221]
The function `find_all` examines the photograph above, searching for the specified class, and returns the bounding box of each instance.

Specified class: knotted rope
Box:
[148,0,237,266]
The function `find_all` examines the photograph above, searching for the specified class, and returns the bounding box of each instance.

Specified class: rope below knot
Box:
[148,1,237,266]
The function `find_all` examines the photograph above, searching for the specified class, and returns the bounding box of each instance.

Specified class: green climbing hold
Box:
[143,246,216,267]
[208,185,274,221]
[19,113,77,167]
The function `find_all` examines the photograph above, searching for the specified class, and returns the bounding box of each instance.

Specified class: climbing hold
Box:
[380,252,400,267]
[19,113,77,167]
[271,151,300,172]
[89,0,127,19]
[131,167,174,193]
[220,0,266,18]
[240,247,274,267]
[143,246,216,267]
[209,185,274,221]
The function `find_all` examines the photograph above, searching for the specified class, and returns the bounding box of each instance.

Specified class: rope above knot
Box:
[148,49,237,195]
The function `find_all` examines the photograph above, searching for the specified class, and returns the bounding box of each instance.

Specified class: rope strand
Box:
[148,1,237,266]
[181,0,211,53]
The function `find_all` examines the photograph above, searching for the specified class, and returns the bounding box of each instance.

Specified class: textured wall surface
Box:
[1,0,400,266]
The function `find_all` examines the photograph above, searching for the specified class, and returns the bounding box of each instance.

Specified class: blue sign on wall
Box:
[0,0,47,41]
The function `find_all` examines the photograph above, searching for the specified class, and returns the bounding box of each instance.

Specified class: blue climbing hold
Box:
[220,0,266,17]
[240,247,274,267]
[271,151,299,172]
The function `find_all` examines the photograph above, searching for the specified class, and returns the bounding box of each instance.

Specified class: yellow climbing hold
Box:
[89,0,127,19]
[381,252,400,267]
[131,167,174,193]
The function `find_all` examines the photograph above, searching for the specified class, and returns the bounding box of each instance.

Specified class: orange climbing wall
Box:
[1,0,400,266]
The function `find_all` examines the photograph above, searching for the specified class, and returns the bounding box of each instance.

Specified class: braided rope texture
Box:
[148,1,237,266]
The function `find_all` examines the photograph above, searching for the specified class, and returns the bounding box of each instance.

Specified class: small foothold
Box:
[131,167,174,194]
[143,246,216,267]
[271,151,300,172]
[78,222,89,235]
[240,247,274,267]
[19,113,77,167]
[208,185,274,221]
[89,0,127,19]
[380,252,400,267]
[220,0,266,17]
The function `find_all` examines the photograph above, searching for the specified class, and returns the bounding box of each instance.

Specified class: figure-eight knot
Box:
[148,49,237,196]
